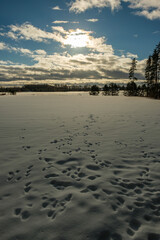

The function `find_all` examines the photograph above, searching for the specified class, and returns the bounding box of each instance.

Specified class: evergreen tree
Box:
[102,84,109,95]
[129,58,137,81]
[145,42,160,98]
[145,56,152,85]
[89,85,100,96]
[109,83,119,96]
[152,49,159,84]
[156,42,160,82]
[124,81,138,96]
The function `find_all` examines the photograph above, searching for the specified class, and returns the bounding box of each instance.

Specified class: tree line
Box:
[0,84,91,95]
[125,42,160,98]
[1,42,160,98]
[90,42,160,98]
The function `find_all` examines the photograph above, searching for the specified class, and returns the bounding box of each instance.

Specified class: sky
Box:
[0,0,160,86]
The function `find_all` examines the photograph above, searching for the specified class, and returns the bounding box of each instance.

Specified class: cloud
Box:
[3,23,67,45]
[53,21,69,24]
[126,52,138,58]
[0,51,145,86]
[57,27,114,53]
[153,30,160,34]
[69,0,121,13]
[52,26,68,35]
[86,18,99,22]
[135,9,160,20]
[0,41,47,59]
[0,42,9,50]
[0,60,14,65]
[52,20,79,24]
[34,49,47,55]
[8,23,111,54]
[2,23,113,53]
[0,23,146,86]
[87,36,113,53]
[52,6,62,10]
[69,0,160,20]
[124,0,160,20]
[0,42,32,55]
[15,48,33,55]
[6,23,53,42]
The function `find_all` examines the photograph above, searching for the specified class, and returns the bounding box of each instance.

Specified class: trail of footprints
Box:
[3,114,160,239]
[7,165,34,183]
[7,170,21,182]
[107,175,160,238]
[14,207,31,221]
[41,193,72,220]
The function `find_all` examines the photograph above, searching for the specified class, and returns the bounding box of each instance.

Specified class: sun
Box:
[64,29,89,48]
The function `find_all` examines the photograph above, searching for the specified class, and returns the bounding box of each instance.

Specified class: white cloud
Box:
[0,24,129,58]
[0,42,32,55]
[69,0,121,13]
[135,9,160,20]
[34,49,47,55]
[8,23,56,42]
[126,52,138,58]
[55,27,114,53]
[53,21,69,24]
[7,31,18,40]
[0,23,146,86]
[3,23,66,45]
[52,26,68,35]
[52,6,62,10]
[124,0,160,10]
[87,36,113,53]
[0,50,145,86]
[17,48,32,55]
[0,42,9,50]
[0,41,48,59]
[0,60,13,65]
[86,18,99,22]
[69,0,160,20]
[124,0,160,20]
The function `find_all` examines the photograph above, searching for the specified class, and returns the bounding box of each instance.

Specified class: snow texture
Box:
[0,92,160,240]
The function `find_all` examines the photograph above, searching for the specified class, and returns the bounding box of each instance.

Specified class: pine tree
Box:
[145,42,160,98]
[145,56,152,85]
[152,49,159,84]
[89,85,100,96]
[102,84,109,95]
[156,42,160,82]
[129,58,137,81]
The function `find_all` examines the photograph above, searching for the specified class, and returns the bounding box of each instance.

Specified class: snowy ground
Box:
[0,92,160,240]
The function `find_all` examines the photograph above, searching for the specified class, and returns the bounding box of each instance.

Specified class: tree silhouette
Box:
[102,84,109,95]
[145,56,152,86]
[89,85,100,95]
[124,81,138,96]
[109,83,119,96]
[145,42,160,98]
[129,58,137,81]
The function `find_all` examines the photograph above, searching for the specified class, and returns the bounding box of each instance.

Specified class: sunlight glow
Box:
[64,29,89,48]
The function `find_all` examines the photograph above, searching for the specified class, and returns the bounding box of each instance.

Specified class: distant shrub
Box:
[9,89,16,95]
[102,83,119,96]
[102,84,109,95]
[147,83,160,99]
[89,85,100,96]
[124,81,138,96]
